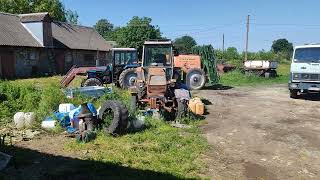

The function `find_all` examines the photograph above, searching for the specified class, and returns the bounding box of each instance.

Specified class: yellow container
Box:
[188,98,205,115]
[188,99,197,114]
[195,102,205,115]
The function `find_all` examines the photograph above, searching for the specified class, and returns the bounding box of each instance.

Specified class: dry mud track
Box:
[196,84,320,179]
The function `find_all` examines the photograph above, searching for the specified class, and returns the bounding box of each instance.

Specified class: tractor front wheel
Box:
[119,68,137,89]
[82,78,102,87]
[186,68,206,90]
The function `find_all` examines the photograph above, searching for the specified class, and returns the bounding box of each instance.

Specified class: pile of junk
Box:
[41,100,131,143]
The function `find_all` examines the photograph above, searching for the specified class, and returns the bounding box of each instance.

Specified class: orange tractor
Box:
[174,45,219,90]
[131,40,190,118]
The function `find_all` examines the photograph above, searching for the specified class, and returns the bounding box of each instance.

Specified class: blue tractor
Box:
[61,48,140,89]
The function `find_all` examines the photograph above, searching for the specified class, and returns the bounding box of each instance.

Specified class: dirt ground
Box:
[196,84,320,179]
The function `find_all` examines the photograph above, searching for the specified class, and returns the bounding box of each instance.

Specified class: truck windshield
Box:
[144,45,172,66]
[294,48,320,63]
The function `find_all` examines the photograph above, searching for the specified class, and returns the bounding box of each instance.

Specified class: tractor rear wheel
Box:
[186,68,206,90]
[82,78,102,87]
[119,68,137,89]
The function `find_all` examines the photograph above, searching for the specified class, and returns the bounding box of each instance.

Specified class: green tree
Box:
[0,0,32,14]
[94,19,114,40]
[113,16,162,53]
[32,0,66,21]
[271,39,293,61]
[65,10,78,25]
[225,47,240,61]
[173,35,197,54]
[0,0,72,22]
[271,39,293,53]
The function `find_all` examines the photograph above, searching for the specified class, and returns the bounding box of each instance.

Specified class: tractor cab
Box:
[111,48,138,67]
[141,40,175,84]
[109,48,139,85]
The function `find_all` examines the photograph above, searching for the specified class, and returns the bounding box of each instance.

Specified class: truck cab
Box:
[289,44,320,98]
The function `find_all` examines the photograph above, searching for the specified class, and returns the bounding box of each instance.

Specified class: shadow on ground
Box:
[0,145,190,180]
[202,84,233,90]
[297,93,320,101]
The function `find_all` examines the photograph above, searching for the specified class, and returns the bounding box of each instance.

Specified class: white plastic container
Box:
[13,112,25,129]
[41,120,56,129]
[133,116,145,129]
[59,103,76,113]
[79,119,85,132]
[24,112,36,128]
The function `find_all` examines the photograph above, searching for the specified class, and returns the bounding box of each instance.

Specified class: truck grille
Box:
[293,73,320,81]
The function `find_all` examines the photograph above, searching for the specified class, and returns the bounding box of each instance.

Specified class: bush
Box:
[0,81,41,121]
[0,80,134,127]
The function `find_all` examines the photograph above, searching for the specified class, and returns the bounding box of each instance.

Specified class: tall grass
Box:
[220,64,290,87]
[0,80,131,126]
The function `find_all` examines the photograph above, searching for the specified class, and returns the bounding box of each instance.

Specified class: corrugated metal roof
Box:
[0,12,42,47]
[52,22,111,51]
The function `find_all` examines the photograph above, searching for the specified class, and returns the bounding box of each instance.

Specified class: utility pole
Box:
[245,15,250,62]
[222,33,225,59]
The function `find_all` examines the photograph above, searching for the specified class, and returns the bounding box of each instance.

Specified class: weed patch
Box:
[220,64,290,87]
[65,117,209,178]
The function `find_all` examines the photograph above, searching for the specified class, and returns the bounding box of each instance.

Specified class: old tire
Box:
[98,100,129,135]
[82,78,102,87]
[290,90,299,99]
[186,68,206,90]
[119,68,137,89]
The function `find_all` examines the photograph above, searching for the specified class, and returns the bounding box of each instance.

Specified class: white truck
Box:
[289,44,320,98]
[244,60,278,78]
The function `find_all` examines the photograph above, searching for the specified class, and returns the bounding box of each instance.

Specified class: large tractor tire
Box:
[119,68,137,89]
[98,100,129,135]
[186,68,206,90]
[82,78,102,87]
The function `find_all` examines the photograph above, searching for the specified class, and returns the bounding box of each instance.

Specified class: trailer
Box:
[244,60,278,78]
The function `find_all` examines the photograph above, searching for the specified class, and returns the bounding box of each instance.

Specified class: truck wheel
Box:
[290,90,299,99]
[271,70,277,78]
[186,68,206,90]
[119,68,137,89]
[82,78,102,87]
[264,72,270,78]
[98,100,129,135]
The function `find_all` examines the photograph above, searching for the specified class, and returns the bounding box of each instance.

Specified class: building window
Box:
[84,54,94,62]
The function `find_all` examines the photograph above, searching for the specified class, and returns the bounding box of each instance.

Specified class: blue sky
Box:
[62,0,320,52]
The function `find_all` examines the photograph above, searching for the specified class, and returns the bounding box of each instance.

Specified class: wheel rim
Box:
[125,73,137,87]
[189,72,204,88]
